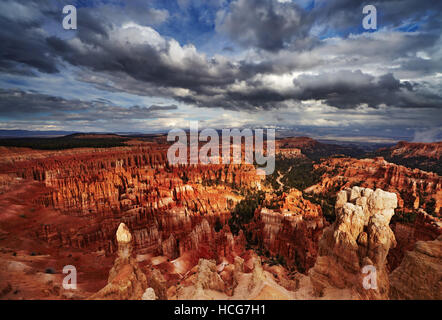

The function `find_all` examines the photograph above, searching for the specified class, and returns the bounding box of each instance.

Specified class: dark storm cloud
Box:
[0,1,59,74]
[217,0,442,52]
[177,70,442,111]
[216,0,312,51]
[46,34,241,91]
[0,0,441,116]
[0,88,177,121]
[312,0,442,34]
[0,0,168,76]
[147,104,178,111]
[293,70,442,109]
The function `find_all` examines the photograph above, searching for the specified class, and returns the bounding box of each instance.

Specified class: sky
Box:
[0,0,441,142]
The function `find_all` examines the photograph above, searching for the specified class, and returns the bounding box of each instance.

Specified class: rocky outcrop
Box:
[388,210,441,270]
[389,235,441,300]
[276,137,363,159]
[0,174,18,194]
[276,147,305,159]
[194,259,225,292]
[2,141,440,300]
[248,257,265,292]
[89,223,147,300]
[141,288,157,300]
[145,268,168,300]
[247,189,324,272]
[305,157,441,270]
[309,186,397,299]
[388,141,441,161]
[306,157,441,215]
[233,256,244,287]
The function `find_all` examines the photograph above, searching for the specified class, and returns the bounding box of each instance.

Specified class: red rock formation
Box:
[247,189,325,272]
[276,136,363,159]
[89,223,148,300]
[1,139,440,300]
[375,141,442,175]
[0,142,266,300]
[389,235,441,300]
[386,141,441,160]
[306,157,441,214]
[0,144,263,260]
[305,157,442,271]
[276,147,304,158]
[388,210,441,270]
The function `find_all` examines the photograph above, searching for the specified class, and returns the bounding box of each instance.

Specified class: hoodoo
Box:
[90,223,148,300]
[309,187,398,299]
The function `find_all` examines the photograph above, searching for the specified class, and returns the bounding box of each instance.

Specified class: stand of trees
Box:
[266,157,324,192]
[228,190,265,236]
[0,135,128,150]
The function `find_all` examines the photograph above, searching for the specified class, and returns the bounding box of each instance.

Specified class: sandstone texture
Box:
[309,186,398,299]
[389,209,441,270]
[375,141,442,175]
[389,235,441,300]
[141,288,157,300]
[247,189,324,272]
[305,156,441,270]
[89,223,147,300]
[305,157,441,215]
[0,139,440,301]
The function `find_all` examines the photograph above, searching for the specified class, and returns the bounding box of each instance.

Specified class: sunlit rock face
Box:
[90,223,148,300]
[388,210,441,270]
[0,144,262,258]
[305,157,441,215]
[247,189,325,272]
[172,253,298,300]
[375,141,442,176]
[305,156,441,270]
[116,223,132,244]
[141,288,157,300]
[0,140,440,300]
[195,259,226,292]
[309,186,397,299]
[389,235,442,300]
[116,223,132,259]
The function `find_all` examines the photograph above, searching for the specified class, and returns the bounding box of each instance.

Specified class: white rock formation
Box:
[116,223,132,243]
[141,288,157,300]
[309,186,397,299]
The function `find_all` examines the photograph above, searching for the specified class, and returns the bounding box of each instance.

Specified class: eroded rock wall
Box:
[309,186,397,299]
[389,235,442,300]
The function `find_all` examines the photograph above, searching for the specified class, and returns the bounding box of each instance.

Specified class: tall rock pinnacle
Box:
[116,223,132,243]
[309,186,397,299]
[89,223,148,299]
[116,222,132,260]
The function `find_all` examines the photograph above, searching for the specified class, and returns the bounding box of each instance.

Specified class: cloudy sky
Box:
[0,0,441,142]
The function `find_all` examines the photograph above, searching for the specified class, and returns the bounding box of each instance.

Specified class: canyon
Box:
[0,136,440,300]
